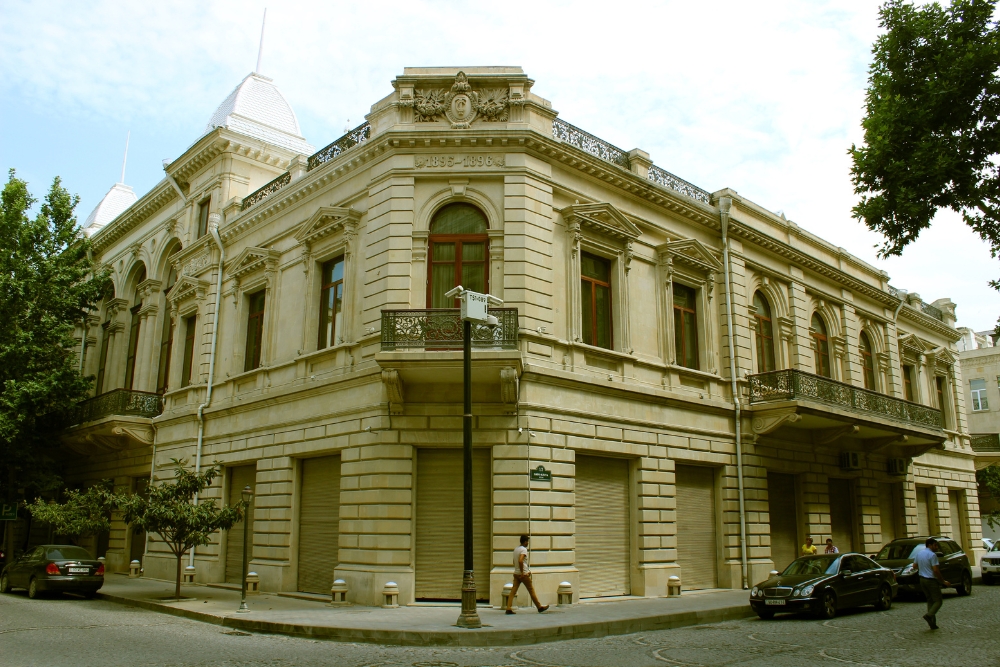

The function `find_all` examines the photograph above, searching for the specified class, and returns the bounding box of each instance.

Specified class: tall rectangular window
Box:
[936,376,946,411]
[673,282,699,370]
[580,253,612,349]
[244,291,266,372]
[123,304,142,390]
[902,364,914,402]
[971,379,989,411]
[156,317,174,394]
[96,322,110,395]
[180,315,197,388]
[196,197,211,238]
[317,256,345,349]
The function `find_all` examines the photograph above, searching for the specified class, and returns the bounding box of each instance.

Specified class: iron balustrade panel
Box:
[748,369,943,430]
[552,119,631,170]
[240,171,291,211]
[307,122,371,171]
[381,308,519,351]
[647,164,711,204]
[72,389,163,425]
[971,433,1000,452]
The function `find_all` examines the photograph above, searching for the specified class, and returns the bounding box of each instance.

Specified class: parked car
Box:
[873,536,972,596]
[0,544,104,599]
[982,541,1000,585]
[749,553,897,620]
[983,537,996,552]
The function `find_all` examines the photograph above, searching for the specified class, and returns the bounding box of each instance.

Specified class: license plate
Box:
[765,599,786,606]
[68,567,88,574]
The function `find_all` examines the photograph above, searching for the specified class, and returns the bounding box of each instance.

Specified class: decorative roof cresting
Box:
[204,72,315,155]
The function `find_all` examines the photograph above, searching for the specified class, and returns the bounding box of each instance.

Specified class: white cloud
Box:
[1,0,996,328]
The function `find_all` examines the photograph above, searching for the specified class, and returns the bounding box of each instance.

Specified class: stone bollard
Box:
[382,581,400,608]
[182,565,196,584]
[128,560,141,578]
[557,581,573,606]
[329,579,350,606]
[501,582,515,609]
[667,575,682,597]
[245,572,260,595]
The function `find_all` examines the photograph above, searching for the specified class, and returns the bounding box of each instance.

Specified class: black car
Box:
[749,553,897,620]
[0,544,105,599]
[873,536,972,596]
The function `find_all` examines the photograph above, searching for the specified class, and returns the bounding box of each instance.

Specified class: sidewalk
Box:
[95,576,753,646]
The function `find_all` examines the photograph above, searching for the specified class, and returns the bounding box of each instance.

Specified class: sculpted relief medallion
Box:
[413,71,510,128]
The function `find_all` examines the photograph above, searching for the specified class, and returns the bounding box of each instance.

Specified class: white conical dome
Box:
[204,73,314,154]
[83,182,138,236]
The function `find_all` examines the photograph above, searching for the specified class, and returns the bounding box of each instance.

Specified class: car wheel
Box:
[874,585,892,611]
[27,578,40,599]
[818,590,837,619]
[0,573,10,594]
[956,571,973,596]
[756,610,775,620]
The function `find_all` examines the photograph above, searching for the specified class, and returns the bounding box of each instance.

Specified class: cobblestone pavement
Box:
[3,585,999,666]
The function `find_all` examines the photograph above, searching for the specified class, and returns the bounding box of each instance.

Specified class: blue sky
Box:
[1,0,997,330]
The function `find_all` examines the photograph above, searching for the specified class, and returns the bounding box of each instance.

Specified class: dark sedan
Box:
[1,544,105,599]
[749,553,897,620]
[874,536,972,596]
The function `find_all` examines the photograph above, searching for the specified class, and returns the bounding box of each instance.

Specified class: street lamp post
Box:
[444,286,502,630]
[238,484,253,613]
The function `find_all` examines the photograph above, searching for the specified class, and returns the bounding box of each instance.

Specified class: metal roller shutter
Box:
[225,465,257,583]
[415,449,491,600]
[916,486,931,535]
[948,490,964,550]
[297,455,341,594]
[675,464,718,590]
[576,455,630,598]
[767,473,798,572]
[829,478,855,553]
[877,483,898,548]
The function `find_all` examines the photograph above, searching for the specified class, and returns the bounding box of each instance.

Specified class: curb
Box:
[94,592,756,646]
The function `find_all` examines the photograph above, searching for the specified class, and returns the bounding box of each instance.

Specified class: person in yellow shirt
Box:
[801,537,818,556]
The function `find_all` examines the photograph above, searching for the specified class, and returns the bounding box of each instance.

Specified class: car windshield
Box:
[991,543,1000,552]
[46,546,92,560]
[876,542,923,560]
[782,556,839,576]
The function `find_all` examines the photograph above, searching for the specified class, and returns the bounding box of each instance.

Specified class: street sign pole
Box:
[456,316,481,629]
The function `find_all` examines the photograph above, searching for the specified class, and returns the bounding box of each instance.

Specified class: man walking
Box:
[915,538,950,630]
[506,535,548,614]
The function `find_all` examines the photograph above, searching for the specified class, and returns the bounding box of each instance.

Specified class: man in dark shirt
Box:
[914,538,950,630]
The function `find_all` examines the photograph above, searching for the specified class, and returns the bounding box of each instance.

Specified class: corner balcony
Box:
[376,308,521,414]
[61,389,163,454]
[747,369,945,456]
[971,433,1000,468]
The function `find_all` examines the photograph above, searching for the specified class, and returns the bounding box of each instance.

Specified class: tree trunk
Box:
[174,551,183,600]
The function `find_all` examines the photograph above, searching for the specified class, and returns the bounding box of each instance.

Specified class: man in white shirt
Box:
[914,538,950,630]
[505,535,548,614]
[824,539,839,554]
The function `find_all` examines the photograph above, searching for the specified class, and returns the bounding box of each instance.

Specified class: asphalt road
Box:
[3,585,999,667]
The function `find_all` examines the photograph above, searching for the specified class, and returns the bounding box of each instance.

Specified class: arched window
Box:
[95,286,115,395]
[156,245,181,394]
[123,267,146,390]
[811,313,831,378]
[427,203,488,308]
[753,291,776,373]
[859,331,876,390]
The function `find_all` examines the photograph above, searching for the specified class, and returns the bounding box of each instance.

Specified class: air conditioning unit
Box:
[887,458,909,476]
[839,451,862,471]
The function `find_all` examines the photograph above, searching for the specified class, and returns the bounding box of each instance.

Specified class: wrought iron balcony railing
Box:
[381,308,519,351]
[971,433,1000,452]
[241,171,291,211]
[748,369,944,430]
[71,389,163,425]
[308,122,371,171]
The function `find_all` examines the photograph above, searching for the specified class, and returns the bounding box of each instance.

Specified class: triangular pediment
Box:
[561,202,641,241]
[898,332,930,356]
[169,275,210,304]
[294,206,362,246]
[657,238,723,272]
[226,246,279,282]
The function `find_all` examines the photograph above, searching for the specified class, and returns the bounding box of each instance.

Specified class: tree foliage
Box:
[0,169,108,502]
[851,0,1000,268]
[118,461,242,599]
[27,481,115,540]
[978,463,1000,529]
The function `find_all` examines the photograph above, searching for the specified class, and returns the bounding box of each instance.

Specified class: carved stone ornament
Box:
[500,366,519,413]
[413,72,510,128]
[751,410,802,436]
[382,369,404,414]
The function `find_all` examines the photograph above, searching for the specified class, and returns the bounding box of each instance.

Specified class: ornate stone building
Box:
[63,66,981,606]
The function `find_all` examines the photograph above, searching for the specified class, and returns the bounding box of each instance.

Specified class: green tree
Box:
[850,0,1000,272]
[0,169,108,562]
[27,481,115,542]
[979,464,1000,530]
[118,461,242,600]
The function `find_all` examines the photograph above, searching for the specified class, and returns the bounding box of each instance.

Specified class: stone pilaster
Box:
[787,279,815,373]
[362,176,414,328]
[251,456,295,591]
[503,173,554,333]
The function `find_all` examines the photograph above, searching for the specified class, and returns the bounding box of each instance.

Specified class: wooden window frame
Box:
[123,303,142,390]
[753,291,776,373]
[581,252,613,349]
[672,282,699,370]
[96,320,111,395]
[426,234,489,308]
[902,364,915,402]
[196,197,211,239]
[811,314,832,378]
[859,331,876,391]
[244,291,266,372]
[317,256,346,349]
[180,315,197,388]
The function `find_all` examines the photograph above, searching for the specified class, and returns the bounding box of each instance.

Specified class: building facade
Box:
[63,66,981,606]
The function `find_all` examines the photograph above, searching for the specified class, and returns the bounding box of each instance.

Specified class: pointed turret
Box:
[83,133,138,236]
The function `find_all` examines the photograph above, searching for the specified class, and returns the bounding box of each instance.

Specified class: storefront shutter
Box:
[916,486,931,536]
[877,483,898,548]
[414,449,491,600]
[297,455,341,594]
[576,455,630,597]
[225,465,257,583]
[828,478,855,554]
[948,490,964,550]
[767,472,798,572]
[675,464,718,590]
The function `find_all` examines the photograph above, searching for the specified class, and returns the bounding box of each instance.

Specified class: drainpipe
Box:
[719,196,749,590]
[189,213,225,567]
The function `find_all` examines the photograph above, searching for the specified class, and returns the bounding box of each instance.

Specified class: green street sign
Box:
[529,465,551,482]
[0,504,16,521]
